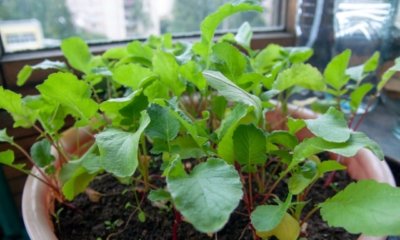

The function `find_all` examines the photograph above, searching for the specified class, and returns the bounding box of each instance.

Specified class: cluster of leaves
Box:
[1,1,400,239]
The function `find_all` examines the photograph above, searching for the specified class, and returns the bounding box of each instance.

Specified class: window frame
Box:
[0,0,297,91]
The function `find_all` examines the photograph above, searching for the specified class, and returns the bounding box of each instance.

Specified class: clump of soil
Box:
[54,171,357,240]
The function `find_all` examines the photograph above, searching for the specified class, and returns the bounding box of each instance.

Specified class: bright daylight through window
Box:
[0,0,285,53]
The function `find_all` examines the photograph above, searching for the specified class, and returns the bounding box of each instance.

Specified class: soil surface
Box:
[54,169,358,240]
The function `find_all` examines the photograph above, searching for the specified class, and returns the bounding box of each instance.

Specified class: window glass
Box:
[0,0,285,53]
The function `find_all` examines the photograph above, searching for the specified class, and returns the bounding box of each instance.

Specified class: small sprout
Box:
[138,211,146,223]
[124,202,133,209]
[104,219,124,230]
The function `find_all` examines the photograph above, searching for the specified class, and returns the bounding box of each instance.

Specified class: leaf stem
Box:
[300,205,320,227]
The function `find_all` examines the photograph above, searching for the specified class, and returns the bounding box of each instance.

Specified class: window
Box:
[0,0,288,53]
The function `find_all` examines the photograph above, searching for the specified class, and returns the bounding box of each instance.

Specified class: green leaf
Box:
[61,37,92,74]
[217,104,249,164]
[17,60,68,86]
[324,49,351,90]
[60,161,97,200]
[235,22,252,48]
[153,51,185,96]
[293,132,384,166]
[211,96,228,120]
[346,52,380,82]
[287,47,314,63]
[96,112,150,177]
[179,61,207,91]
[273,63,325,91]
[0,150,27,172]
[36,72,98,124]
[167,158,243,233]
[17,65,32,86]
[100,90,148,126]
[143,80,169,102]
[266,131,298,151]
[146,104,180,142]
[320,180,400,235]
[170,135,207,159]
[304,107,351,143]
[378,57,400,91]
[317,160,346,175]
[148,189,171,202]
[112,63,157,90]
[253,44,284,73]
[195,1,262,60]
[233,124,266,167]
[203,70,262,121]
[0,129,14,144]
[0,87,36,128]
[256,213,300,240]
[288,173,313,195]
[349,83,373,112]
[212,42,247,80]
[127,41,153,62]
[287,118,305,135]
[102,47,128,59]
[30,139,55,167]
[251,194,292,232]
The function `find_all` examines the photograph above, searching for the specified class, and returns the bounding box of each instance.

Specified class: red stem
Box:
[172,208,182,240]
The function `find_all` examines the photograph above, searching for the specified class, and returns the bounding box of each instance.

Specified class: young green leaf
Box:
[324,49,351,90]
[167,158,243,233]
[194,1,262,60]
[266,131,298,151]
[179,61,207,91]
[317,160,346,175]
[293,132,384,166]
[320,180,400,235]
[153,51,185,96]
[170,135,207,159]
[0,129,14,144]
[233,124,266,167]
[288,161,318,194]
[287,47,314,63]
[18,60,68,87]
[0,87,36,128]
[253,44,284,73]
[216,104,249,163]
[36,72,98,124]
[287,117,305,135]
[203,70,262,121]
[349,83,373,112]
[60,160,97,200]
[304,107,351,143]
[100,90,148,126]
[0,150,26,172]
[30,139,55,168]
[112,63,157,90]
[251,194,292,232]
[17,65,33,87]
[96,112,150,177]
[273,63,325,91]
[127,41,153,63]
[102,46,129,60]
[255,213,300,240]
[61,37,92,74]
[346,52,380,82]
[146,104,180,142]
[378,56,400,91]
[235,21,252,48]
[148,189,171,202]
[212,42,247,81]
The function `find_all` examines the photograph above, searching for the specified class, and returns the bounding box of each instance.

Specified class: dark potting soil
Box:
[54,172,357,240]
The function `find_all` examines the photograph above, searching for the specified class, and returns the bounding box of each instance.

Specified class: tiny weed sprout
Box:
[1,1,400,239]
